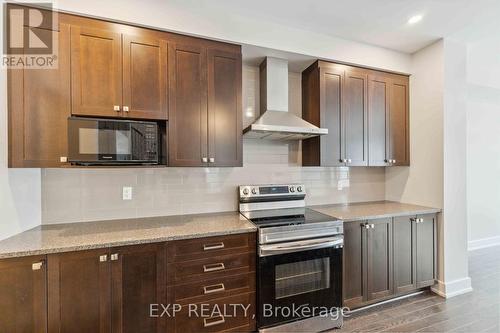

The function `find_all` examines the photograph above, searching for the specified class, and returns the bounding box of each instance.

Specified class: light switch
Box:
[122,186,133,200]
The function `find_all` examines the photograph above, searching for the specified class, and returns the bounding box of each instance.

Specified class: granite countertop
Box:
[310,201,441,222]
[0,212,256,259]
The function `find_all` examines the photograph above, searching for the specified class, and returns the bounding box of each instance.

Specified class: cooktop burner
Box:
[240,208,338,228]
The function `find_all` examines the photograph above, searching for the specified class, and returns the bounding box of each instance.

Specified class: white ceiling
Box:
[208,0,500,53]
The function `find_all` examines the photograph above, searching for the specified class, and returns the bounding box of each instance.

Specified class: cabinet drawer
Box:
[168,292,255,333]
[168,272,256,304]
[167,252,255,285]
[167,233,256,263]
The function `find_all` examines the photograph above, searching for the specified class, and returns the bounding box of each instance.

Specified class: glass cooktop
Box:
[240,208,339,228]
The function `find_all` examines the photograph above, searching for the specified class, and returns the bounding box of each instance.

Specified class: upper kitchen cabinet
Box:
[8,23,71,168]
[367,73,410,166]
[168,43,208,167]
[71,27,168,120]
[168,41,242,167]
[71,26,122,118]
[388,75,410,166]
[122,35,168,120]
[207,49,242,167]
[302,60,410,167]
[302,61,368,167]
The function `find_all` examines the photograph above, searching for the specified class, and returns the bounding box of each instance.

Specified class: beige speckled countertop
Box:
[0,212,256,259]
[310,201,441,222]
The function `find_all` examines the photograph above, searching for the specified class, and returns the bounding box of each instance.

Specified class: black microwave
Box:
[68,117,159,165]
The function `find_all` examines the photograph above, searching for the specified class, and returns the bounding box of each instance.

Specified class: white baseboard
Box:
[468,236,500,251]
[431,277,472,298]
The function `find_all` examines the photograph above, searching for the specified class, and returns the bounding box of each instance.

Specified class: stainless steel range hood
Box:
[243,57,328,140]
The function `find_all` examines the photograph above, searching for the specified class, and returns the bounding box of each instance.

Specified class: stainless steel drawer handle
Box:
[203,315,225,328]
[203,283,225,294]
[203,263,225,273]
[203,242,225,251]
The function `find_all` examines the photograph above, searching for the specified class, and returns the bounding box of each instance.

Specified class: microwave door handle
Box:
[260,238,343,256]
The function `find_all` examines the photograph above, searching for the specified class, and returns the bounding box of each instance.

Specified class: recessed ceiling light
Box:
[408,15,423,25]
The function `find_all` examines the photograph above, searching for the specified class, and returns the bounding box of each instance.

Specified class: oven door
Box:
[258,239,342,328]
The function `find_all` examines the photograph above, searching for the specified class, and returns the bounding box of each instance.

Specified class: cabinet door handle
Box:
[392,159,397,163]
[204,316,225,328]
[113,105,120,111]
[60,156,68,163]
[348,159,352,163]
[99,255,108,262]
[370,224,375,229]
[203,242,225,251]
[209,157,215,163]
[123,106,129,112]
[202,157,208,163]
[363,223,370,229]
[32,261,44,271]
[203,263,225,273]
[110,254,119,261]
[203,283,225,294]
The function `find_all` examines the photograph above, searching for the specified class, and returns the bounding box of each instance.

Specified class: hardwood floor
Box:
[336,246,500,332]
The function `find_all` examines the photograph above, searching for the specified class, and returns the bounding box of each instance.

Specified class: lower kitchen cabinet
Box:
[343,214,437,309]
[47,244,166,333]
[0,256,47,332]
[416,214,437,287]
[366,218,393,301]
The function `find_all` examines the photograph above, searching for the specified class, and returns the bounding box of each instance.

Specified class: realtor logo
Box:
[2,2,58,68]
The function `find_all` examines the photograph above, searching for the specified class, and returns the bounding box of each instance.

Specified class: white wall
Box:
[386,39,472,298]
[466,39,500,250]
[385,40,444,209]
[53,0,411,74]
[0,8,42,241]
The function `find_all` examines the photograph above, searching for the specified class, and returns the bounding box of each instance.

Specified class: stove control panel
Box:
[239,184,306,199]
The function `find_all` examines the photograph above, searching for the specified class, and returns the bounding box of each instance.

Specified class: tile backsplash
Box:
[41,66,386,224]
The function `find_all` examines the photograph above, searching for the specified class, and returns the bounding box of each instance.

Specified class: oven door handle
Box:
[259,237,343,257]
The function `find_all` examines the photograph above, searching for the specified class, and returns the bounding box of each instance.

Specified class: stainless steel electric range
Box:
[239,184,344,332]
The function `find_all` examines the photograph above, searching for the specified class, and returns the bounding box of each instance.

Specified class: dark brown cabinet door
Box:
[0,256,47,332]
[343,69,368,166]
[343,221,365,308]
[393,216,417,294]
[207,49,242,167]
[168,42,208,166]
[366,218,393,301]
[367,74,390,166]
[8,24,71,167]
[388,76,410,166]
[123,35,167,120]
[319,65,344,166]
[71,26,122,117]
[48,249,111,333]
[111,243,166,333]
[416,214,437,288]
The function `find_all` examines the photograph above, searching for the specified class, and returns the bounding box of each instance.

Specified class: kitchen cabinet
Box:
[388,76,410,166]
[207,49,243,167]
[8,5,242,168]
[302,60,409,167]
[168,43,242,167]
[393,216,416,293]
[416,214,437,287]
[343,220,365,308]
[166,233,256,332]
[343,214,436,309]
[0,256,47,332]
[344,68,368,166]
[366,218,393,301]
[8,24,71,167]
[168,42,208,166]
[48,244,166,333]
[71,27,167,120]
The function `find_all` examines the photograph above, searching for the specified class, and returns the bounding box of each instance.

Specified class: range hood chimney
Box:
[243,57,328,140]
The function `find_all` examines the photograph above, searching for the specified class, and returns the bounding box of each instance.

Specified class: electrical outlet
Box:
[122,186,133,200]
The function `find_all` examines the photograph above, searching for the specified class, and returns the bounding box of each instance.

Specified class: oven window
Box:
[275,258,330,299]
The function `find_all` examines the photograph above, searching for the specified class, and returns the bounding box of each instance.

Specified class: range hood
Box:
[243,57,328,140]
